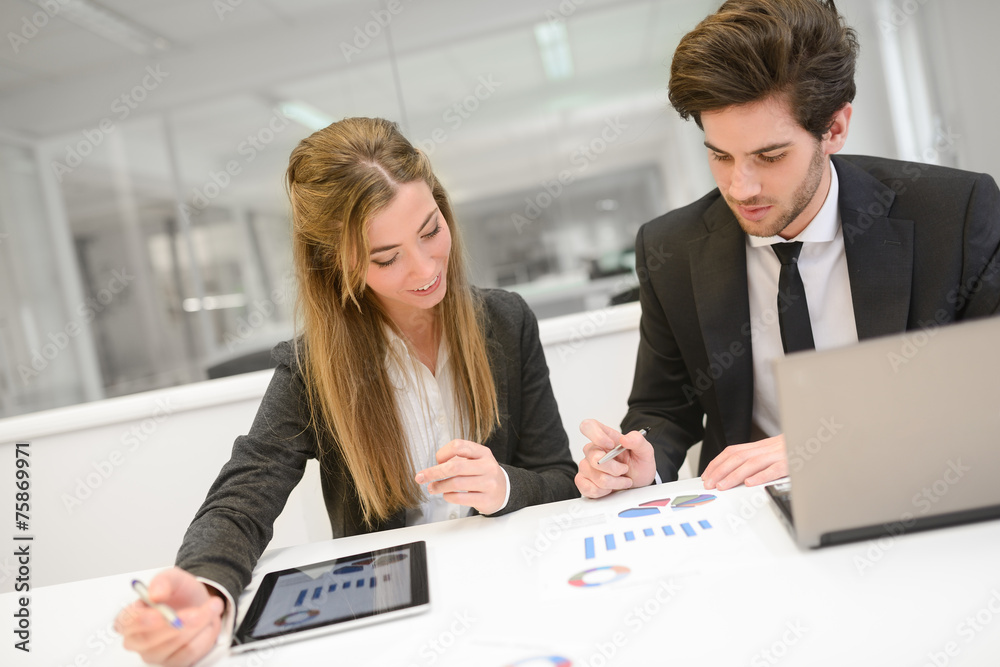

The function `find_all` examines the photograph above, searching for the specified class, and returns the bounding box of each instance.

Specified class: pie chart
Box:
[568,565,630,587]
[671,494,716,509]
[618,507,660,519]
[274,609,320,627]
[505,658,572,667]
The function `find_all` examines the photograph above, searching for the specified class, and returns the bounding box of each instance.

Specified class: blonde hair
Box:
[286,117,499,525]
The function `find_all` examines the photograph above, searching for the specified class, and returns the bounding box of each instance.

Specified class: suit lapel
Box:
[834,156,915,340]
[689,197,754,445]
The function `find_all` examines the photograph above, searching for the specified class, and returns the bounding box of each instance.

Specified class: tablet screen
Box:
[233,541,429,650]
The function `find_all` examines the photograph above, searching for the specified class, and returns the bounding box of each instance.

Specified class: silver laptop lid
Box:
[775,316,1000,548]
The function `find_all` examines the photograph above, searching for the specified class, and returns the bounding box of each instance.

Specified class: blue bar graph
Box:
[584,516,714,559]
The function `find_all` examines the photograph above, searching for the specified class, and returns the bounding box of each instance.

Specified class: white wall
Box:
[0,303,660,592]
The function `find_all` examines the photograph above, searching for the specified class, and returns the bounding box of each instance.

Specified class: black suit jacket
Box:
[176,288,578,601]
[623,155,1000,481]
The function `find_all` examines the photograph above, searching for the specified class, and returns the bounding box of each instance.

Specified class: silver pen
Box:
[132,579,183,629]
[598,428,648,465]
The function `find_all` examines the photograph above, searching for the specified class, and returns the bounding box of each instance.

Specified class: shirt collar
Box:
[747,160,841,248]
[383,324,449,376]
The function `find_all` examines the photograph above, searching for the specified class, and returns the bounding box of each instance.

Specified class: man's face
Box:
[701,95,840,239]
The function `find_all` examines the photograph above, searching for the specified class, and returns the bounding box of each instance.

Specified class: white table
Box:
[6,477,1000,666]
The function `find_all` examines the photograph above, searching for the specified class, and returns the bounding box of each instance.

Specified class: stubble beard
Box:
[730,144,827,238]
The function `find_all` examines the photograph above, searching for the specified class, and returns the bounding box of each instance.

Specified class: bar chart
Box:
[583,519,714,560]
[293,573,392,606]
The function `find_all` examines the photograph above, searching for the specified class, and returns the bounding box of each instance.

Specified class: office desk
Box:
[6,477,1000,666]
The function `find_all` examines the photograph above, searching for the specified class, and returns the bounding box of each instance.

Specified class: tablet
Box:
[231,541,429,653]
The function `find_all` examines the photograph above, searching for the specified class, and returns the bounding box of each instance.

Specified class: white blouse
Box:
[383,327,509,525]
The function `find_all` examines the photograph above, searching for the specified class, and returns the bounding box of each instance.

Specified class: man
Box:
[576,0,1000,498]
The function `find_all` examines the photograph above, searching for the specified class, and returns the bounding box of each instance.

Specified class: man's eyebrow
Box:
[703,141,793,155]
[369,209,438,255]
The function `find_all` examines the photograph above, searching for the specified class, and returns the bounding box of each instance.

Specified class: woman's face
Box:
[364,180,452,327]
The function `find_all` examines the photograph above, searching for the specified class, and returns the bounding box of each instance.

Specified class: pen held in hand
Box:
[131,579,183,629]
[598,428,648,465]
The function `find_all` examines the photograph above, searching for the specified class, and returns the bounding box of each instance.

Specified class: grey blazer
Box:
[623,155,1000,480]
[176,288,577,600]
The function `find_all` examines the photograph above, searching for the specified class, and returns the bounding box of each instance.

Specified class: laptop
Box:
[767,315,1000,548]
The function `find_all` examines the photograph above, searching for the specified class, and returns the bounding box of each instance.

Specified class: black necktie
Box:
[772,242,815,354]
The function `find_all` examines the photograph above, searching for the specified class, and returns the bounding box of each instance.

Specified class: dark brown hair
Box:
[668,0,859,139]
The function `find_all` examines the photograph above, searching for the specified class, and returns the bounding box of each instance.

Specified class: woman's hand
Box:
[416,439,508,515]
[115,567,225,667]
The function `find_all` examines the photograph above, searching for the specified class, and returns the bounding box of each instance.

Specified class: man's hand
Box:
[575,419,657,499]
[701,434,788,490]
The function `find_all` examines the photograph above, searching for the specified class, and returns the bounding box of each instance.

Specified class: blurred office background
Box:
[0,0,996,418]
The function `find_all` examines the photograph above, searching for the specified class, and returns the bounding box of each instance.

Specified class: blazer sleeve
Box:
[174,341,315,601]
[621,223,707,481]
[491,292,580,514]
[958,172,1000,318]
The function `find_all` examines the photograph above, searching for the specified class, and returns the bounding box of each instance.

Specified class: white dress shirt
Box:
[382,326,510,525]
[745,162,859,439]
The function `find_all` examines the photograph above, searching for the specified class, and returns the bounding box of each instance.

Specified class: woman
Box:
[116,117,578,666]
